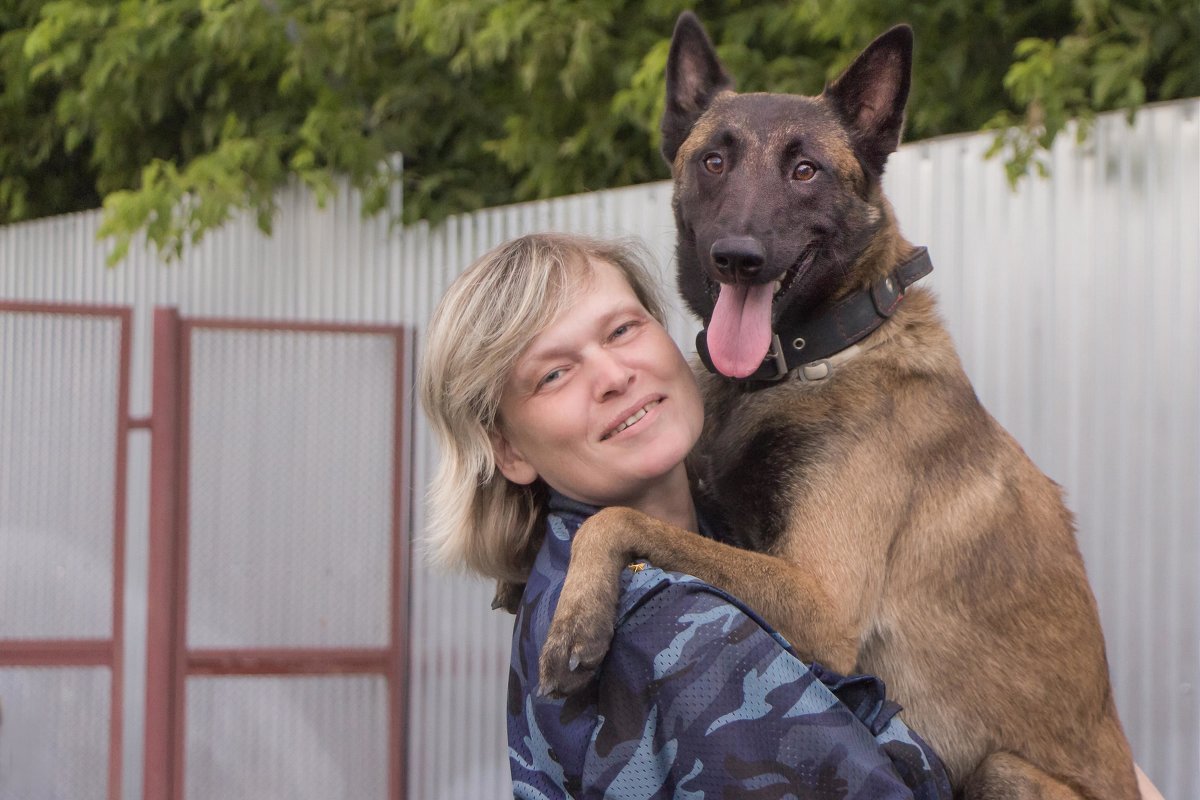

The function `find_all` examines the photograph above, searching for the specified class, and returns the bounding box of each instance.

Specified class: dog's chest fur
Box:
[690,290,964,553]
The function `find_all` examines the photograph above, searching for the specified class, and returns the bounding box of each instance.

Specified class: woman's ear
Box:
[490,428,538,485]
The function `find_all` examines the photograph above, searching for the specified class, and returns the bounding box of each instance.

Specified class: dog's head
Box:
[662,13,913,378]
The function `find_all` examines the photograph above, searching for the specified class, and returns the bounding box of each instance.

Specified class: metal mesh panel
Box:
[183,675,387,799]
[0,312,119,639]
[185,328,396,649]
[0,667,110,800]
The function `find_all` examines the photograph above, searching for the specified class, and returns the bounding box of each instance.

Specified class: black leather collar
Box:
[697,247,933,383]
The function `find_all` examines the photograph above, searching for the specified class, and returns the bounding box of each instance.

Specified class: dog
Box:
[535,13,1139,799]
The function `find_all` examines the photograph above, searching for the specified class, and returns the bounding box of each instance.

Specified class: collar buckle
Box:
[761,334,789,381]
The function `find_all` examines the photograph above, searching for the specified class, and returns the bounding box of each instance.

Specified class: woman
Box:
[419,232,952,799]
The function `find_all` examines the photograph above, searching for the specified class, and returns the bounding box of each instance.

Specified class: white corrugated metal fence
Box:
[0,99,1197,799]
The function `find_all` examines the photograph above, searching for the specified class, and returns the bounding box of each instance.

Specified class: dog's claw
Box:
[538,609,615,698]
[537,656,589,699]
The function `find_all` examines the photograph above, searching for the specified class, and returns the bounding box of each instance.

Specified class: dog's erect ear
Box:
[661,12,734,165]
[823,25,913,176]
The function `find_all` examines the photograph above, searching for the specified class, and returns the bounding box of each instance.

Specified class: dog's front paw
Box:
[537,615,613,698]
[537,589,618,698]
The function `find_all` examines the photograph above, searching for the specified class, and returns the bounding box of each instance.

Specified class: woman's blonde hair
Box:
[418,233,667,583]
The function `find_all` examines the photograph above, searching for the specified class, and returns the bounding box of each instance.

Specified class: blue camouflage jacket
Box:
[508,491,953,799]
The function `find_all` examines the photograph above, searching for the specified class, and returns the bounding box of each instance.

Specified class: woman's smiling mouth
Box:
[601,399,663,441]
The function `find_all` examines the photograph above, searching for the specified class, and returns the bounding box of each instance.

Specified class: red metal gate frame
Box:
[0,301,133,800]
[143,309,410,800]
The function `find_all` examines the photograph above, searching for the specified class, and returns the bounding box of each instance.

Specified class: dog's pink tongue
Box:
[708,283,775,378]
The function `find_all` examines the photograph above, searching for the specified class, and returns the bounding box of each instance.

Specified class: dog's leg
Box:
[538,506,860,696]
[962,753,1091,800]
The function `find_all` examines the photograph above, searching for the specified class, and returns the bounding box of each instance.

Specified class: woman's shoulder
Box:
[615,561,792,648]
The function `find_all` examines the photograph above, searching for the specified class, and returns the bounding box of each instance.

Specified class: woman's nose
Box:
[593,351,634,399]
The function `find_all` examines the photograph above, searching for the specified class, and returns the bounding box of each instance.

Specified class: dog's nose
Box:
[710,237,765,280]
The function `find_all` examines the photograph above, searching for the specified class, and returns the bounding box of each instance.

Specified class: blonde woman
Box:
[419,232,955,799]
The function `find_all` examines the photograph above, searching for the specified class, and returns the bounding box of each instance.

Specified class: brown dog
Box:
[536,13,1139,799]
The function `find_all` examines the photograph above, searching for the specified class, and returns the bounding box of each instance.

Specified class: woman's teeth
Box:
[604,399,662,440]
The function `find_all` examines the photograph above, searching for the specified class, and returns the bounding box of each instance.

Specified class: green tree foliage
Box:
[3,0,416,262]
[0,0,1195,262]
[986,0,1200,181]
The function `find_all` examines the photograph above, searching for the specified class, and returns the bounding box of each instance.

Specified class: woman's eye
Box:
[609,320,639,340]
[702,153,724,174]
[538,368,564,388]
[792,161,818,181]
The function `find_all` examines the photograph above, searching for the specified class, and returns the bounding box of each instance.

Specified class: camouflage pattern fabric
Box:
[509,491,953,799]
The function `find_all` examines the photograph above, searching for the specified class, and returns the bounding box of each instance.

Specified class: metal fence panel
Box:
[184,675,389,800]
[150,317,409,800]
[185,328,397,650]
[0,310,122,639]
[0,99,1196,799]
[0,667,112,800]
[0,303,132,800]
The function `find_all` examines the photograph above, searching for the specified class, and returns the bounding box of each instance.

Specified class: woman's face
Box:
[492,259,704,508]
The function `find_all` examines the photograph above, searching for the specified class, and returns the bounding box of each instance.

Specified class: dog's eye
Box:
[702,153,725,174]
[793,161,818,181]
